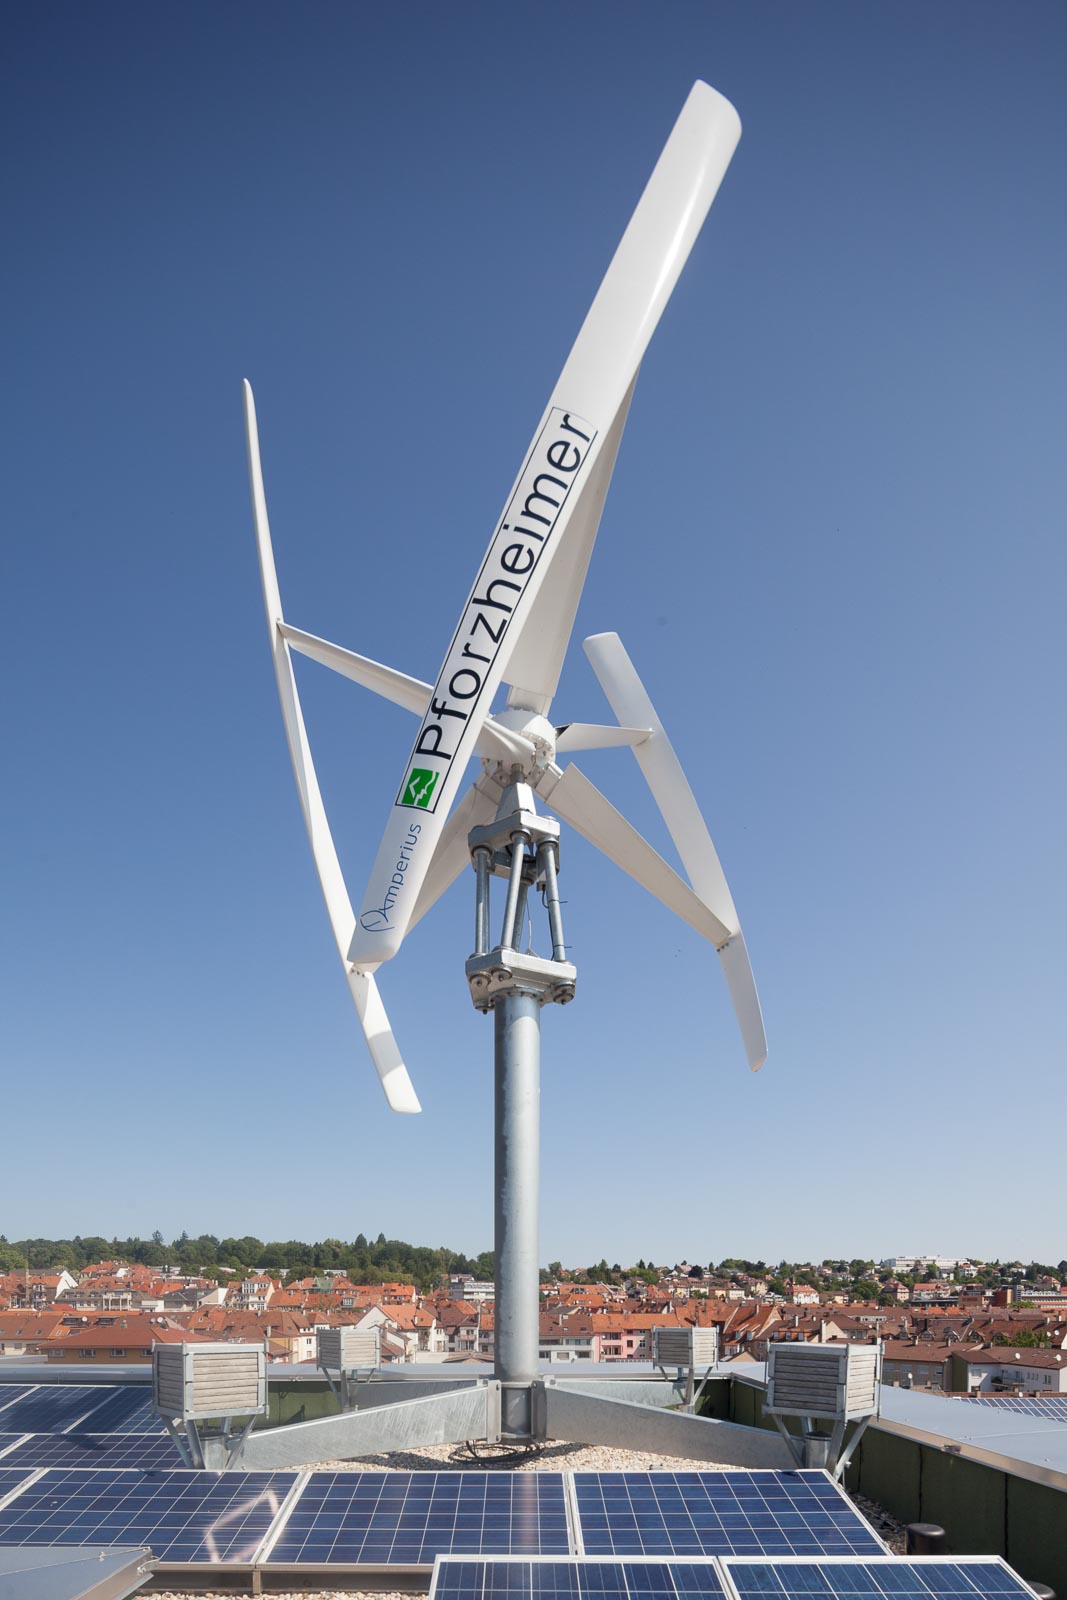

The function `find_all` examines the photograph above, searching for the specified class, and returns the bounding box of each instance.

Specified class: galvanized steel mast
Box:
[465,778,576,1438]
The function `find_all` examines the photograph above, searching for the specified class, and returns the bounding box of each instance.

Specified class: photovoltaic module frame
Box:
[430,1554,730,1600]
[0,1467,298,1564]
[719,1556,1039,1600]
[262,1471,573,1568]
[571,1474,888,1558]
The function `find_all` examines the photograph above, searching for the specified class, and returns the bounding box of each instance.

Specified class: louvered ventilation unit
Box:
[764,1340,882,1478]
[317,1326,381,1410]
[651,1325,720,1411]
[317,1326,381,1372]
[652,1326,719,1367]
[153,1342,267,1469]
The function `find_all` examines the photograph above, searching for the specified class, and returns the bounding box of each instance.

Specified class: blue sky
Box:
[2,2,1063,1266]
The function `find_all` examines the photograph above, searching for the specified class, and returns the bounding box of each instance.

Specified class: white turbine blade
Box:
[244,382,352,957]
[243,380,420,1114]
[542,764,733,947]
[279,622,532,766]
[408,777,499,933]
[717,932,768,1072]
[555,722,651,753]
[346,970,422,1113]
[583,630,767,1071]
[351,82,741,969]
[583,631,739,934]
[279,623,432,714]
[503,373,636,717]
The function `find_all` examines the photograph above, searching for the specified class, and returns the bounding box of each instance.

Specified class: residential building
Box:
[448,1276,495,1302]
[950,1347,1067,1394]
[234,1276,277,1310]
[0,1310,70,1356]
[879,1339,957,1390]
[40,1315,208,1364]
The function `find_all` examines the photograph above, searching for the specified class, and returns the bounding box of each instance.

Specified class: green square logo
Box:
[400,767,440,809]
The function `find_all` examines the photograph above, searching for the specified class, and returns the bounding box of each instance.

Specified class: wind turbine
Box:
[237,80,776,1461]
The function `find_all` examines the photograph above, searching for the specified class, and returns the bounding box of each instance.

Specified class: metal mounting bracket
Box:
[466,948,576,1009]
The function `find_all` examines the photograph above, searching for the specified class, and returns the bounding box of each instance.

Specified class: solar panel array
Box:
[266,1471,572,1567]
[0,1384,1040,1590]
[0,1406,1036,1600]
[0,1467,887,1570]
[573,1475,886,1558]
[721,1558,1037,1600]
[432,1557,728,1600]
[954,1394,1067,1422]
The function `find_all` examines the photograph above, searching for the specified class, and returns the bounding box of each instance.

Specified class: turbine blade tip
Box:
[392,1097,423,1115]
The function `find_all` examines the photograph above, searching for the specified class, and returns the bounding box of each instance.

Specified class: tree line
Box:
[0,1233,493,1292]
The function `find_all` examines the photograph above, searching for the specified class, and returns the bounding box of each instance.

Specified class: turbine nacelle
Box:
[483,708,560,778]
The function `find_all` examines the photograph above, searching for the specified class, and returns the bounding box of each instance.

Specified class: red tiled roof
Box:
[0,1311,71,1341]
[52,1317,210,1350]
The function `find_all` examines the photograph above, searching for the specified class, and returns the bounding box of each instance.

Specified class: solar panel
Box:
[431,1555,728,1600]
[265,1471,572,1567]
[721,1557,1037,1600]
[0,1433,183,1471]
[0,1467,297,1563]
[0,1387,118,1434]
[0,1388,35,1417]
[572,1473,887,1558]
[71,1387,160,1434]
[954,1395,1067,1422]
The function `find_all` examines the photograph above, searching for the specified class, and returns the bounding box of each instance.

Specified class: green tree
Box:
[0,1240,28,1272]
[993,1328,1048,1348]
